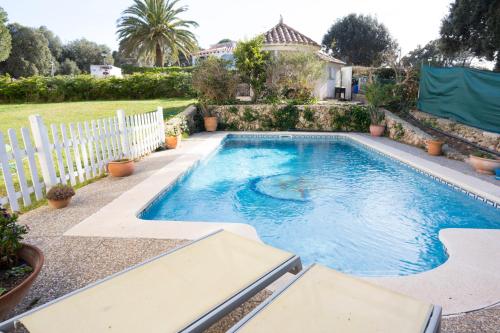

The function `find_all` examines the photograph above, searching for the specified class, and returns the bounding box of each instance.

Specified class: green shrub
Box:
[272,104,300,130]
[191,57,239,105]
[0,208,27,269]
[121,65,193,74]
[242,107,258,122]
[330,105,370,132]
[0,72,194,103]
[302,107,314,122]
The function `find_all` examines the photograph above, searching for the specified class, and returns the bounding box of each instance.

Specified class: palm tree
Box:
[117,0,198,67]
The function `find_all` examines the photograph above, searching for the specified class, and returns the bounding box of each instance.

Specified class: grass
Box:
[0,98,196,134]
[0,98,196,211]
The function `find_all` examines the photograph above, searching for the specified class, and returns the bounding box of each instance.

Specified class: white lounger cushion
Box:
[236,265,434,333]
[20,231,294,333]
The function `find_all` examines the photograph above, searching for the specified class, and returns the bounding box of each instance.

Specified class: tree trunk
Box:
[155,44,163,67]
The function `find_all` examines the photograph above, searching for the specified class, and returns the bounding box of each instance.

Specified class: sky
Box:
[0,0,453,56]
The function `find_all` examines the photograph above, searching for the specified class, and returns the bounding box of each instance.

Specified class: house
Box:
[262,18,352,100]
[90,65,123,78]
[192,41,237,66]
[191,19,352,100]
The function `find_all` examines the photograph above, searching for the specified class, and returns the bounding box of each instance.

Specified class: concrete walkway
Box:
[5,133,500,332]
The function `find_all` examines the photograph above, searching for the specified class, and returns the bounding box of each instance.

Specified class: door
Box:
[341,66,352,100]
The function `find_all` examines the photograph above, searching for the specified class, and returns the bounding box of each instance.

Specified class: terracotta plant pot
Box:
[107,159,135,177]
[0,244,44,319]
[427,140,444,156]
[369,124,385,137]
[204,116,218,132]
[165,135,178,149]
[48,197,71,209]
[469,155,500,175]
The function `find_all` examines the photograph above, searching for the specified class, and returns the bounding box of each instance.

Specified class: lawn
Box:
[0,98,195,210]
[0,98,196,134]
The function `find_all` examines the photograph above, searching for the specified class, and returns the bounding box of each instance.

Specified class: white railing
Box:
[0,107,165,212]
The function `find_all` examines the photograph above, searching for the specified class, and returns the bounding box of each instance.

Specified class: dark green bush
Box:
[121,65,193,74]
[330,105,370,132]
[0,72,195,103]
[272,104,300,130]
[0,208,27,269]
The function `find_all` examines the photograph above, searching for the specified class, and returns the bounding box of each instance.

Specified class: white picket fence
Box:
[0,107,165,211]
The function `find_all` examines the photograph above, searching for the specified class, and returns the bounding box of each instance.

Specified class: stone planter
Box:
[107,159,135,177]
[369,124,385,137]
[48,197,72,209]
[469,155,500,175]
[427,140,444,156]
[165,135,178,149]
[204,117,218,132]
[0,244,44,319]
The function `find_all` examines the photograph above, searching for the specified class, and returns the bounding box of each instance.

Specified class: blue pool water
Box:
[141,136,500,276]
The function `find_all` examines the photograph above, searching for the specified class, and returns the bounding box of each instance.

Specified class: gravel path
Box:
[3,136,499,332]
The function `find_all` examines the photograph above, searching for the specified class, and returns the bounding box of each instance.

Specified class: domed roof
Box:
[263,17,320,47]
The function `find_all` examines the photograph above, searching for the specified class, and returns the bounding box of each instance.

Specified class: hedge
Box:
[120,65,194,75]
[0,72,195,103]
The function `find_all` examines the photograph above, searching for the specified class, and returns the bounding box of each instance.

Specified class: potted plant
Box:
[426,138,444,156]
[46,184,75,209]
[0,208,44,319]
[469,151,500,175]
[107,158,135,177]
[165,117,188,149]
[369,106,386,137]
[203,109,218,132]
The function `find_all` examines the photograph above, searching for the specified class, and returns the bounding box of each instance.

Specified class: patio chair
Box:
[0,230,301,333]
[228,264,442,333]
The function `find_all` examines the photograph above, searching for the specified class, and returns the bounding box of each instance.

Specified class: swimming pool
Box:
[140,135,500,277]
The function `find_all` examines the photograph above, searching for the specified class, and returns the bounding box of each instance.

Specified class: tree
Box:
[402,39,474,68]
[57,58,81,75]
[233,36,270,101]
[192,57,239,104]
[267,51,324,102]
[0,6,11,62]
[62,39,113,73]
[322,14,395,66]
[39,26,63,62]
[117,0,198,67]
[440,0,500,70]
[0,23,52,77]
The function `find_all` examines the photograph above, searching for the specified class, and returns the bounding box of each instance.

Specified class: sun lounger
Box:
[0,230,301,333]
[229,264,442,333]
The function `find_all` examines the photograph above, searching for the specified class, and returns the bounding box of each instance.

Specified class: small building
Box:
[262,18,352,100]
[90,65,123,78]
[192,41,237,66]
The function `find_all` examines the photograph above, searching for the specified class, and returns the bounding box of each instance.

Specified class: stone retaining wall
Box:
[384,109,432,148]
[209,102,366,132]
[411,110,500,152]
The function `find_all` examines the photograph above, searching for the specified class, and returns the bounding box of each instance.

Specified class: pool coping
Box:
[65,132,500,315]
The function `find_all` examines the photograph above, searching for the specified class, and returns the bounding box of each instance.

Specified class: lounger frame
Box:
[228,264,442,333]
[0,230,302,333]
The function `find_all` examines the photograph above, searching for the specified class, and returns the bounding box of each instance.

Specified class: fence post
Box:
[29,114,58,189]
[157,107,165,145]
[116,109,131,158]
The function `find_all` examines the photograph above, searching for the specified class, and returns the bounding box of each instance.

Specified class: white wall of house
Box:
[314,63,343,100]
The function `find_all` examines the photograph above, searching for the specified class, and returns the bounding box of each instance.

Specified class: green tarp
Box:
[417,65,500,133]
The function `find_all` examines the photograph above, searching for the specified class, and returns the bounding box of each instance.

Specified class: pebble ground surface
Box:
[3,138,499,332]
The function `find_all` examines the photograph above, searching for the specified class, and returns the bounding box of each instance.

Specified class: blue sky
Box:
[1,0,453,55]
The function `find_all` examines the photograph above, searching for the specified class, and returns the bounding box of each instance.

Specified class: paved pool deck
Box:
[6,132,500,332]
